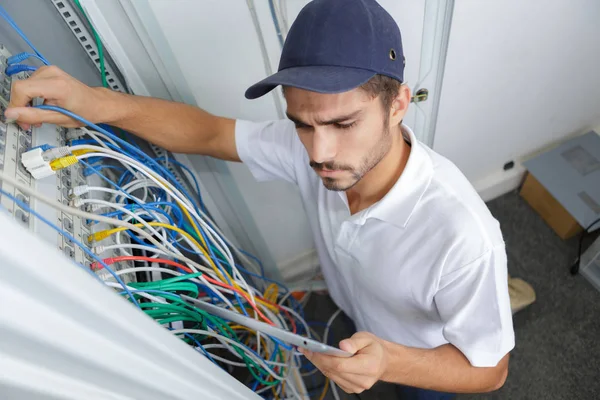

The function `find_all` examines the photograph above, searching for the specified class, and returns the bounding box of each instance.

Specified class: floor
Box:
[303,191,600,399]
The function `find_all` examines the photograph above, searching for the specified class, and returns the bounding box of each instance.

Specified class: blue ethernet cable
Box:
[7,52,49,66]
[154,156,207,213]
[101,202,184,229]
[0,6,50,65]
[175,330,219,366]
[82,164,126,177]
[79,160,180,246]
[5,64,38,76]
[0,187,140,308]
[252,340,281,393]
[213,258,249,318]
[234,264,290,294]
[238,248,267,278]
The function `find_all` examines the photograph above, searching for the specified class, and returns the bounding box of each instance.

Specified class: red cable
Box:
[97,255,276,326]
[278,306,296,334]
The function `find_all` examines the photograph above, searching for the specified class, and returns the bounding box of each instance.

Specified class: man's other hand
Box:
[299,331,389,394]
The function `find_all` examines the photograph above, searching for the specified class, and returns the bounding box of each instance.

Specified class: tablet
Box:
[180,295,353,358]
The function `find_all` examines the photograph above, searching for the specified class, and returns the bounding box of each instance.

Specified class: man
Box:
[5,0,514,398]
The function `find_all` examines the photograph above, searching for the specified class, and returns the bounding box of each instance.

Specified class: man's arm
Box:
[300,331,509,394]
[382,339,509,393]
[5,66,239,161]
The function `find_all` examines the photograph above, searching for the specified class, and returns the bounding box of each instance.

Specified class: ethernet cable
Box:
[105,254,236,310]
[7,52,49,66]
[199,344,287,368]
[106,266,240,308]
[94,243,168,257]
[5,64,38,76]
[104,282,167,303]
[172,329,285,382]
[154,156,207,213]
[78,127,140,180]
[0,186,139,308]
[76,198,172,244]
[0,5,50,65]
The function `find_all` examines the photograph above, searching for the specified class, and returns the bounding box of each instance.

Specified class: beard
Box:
[310,124,392,191]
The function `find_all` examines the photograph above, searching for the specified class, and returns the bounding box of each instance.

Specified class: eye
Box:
[335,122,356,130]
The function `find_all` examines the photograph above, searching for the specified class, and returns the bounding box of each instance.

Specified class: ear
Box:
[389,85,411,127]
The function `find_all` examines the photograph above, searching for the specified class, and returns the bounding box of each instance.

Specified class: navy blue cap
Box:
[245,0,405,99]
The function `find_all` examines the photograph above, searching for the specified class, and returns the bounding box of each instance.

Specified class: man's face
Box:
[284,86,393,191]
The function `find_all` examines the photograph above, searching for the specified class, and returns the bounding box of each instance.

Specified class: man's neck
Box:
[346,126,410,215]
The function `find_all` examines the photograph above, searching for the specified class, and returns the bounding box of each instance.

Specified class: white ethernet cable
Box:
[171,329,284,381]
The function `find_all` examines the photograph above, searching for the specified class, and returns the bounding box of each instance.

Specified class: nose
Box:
[310,128,337,164]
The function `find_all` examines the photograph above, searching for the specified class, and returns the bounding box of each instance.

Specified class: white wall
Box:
[144,0,426,273]
[434,0,600,199]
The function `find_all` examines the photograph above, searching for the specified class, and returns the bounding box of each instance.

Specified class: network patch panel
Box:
[0,43,133,276]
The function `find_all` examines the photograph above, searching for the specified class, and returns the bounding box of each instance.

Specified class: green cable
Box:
[73,0,107,88]
[124,277,285,380]
[74,0,128,140]
[130,273,202,298]
[138,272,203,285]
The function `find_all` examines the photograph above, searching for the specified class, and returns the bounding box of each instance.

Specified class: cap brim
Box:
[245,66,376,99]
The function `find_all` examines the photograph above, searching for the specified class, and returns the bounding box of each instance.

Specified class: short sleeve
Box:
[435,244,515,367]
[235,119,303,184]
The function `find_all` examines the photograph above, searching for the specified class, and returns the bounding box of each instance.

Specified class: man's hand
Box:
[5,65,111,130]
[3,66,238,159]
[301,332,510,394]
[299,331,388,394]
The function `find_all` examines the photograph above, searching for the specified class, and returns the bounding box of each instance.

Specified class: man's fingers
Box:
[339,332,375,354]
[8,75,69,109]
[4,107,76,127]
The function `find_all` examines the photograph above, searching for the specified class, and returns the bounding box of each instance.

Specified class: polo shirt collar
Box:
[362,125,434,228]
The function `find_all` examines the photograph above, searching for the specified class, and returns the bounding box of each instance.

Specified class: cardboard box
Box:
[522,131,600,240]
[520,173,582,239]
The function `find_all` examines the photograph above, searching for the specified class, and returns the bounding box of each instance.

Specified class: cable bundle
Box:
[11,115,322,398]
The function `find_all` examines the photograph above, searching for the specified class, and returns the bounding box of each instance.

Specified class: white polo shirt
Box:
[235,119,515,367]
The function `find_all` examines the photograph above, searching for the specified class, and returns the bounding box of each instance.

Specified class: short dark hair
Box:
[359,74,403,112]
